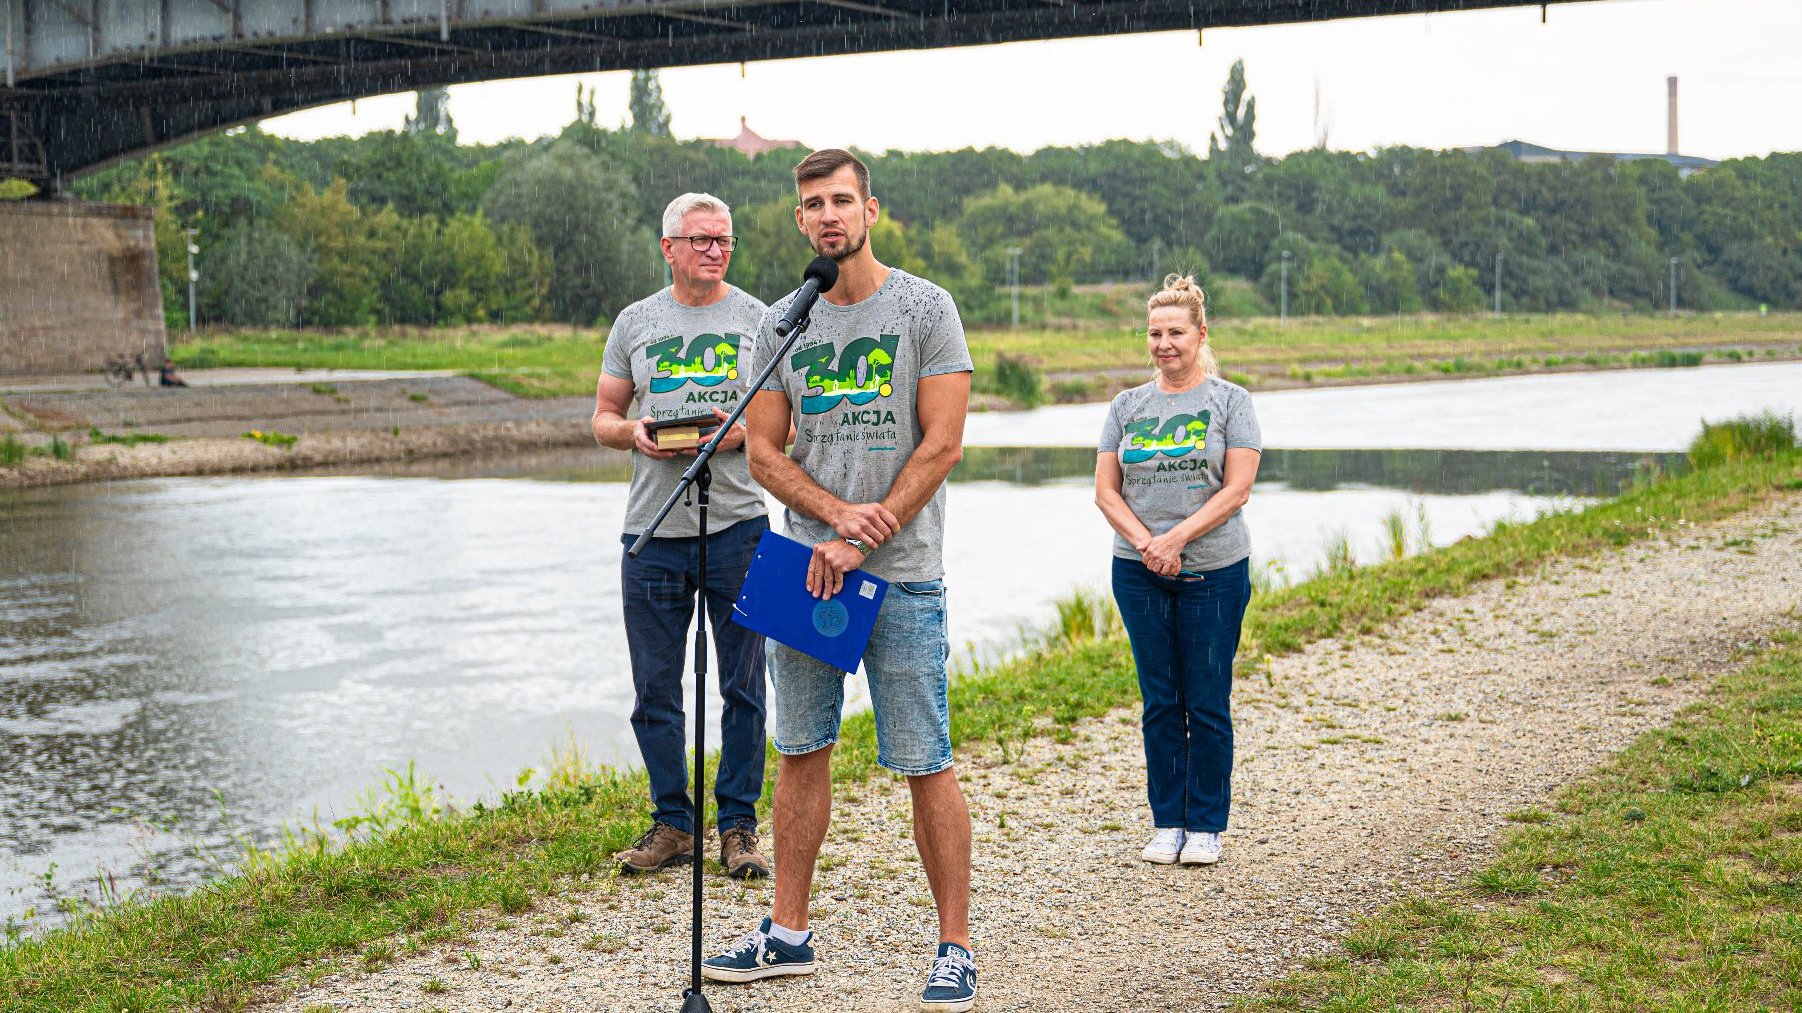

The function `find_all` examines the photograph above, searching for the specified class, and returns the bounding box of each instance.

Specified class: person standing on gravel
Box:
[1094,274,1262,868]
[701,149,979,1013]
[591,192,772,881]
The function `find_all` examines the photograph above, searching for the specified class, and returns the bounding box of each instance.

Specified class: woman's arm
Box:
[1142,447,1262,575]
[1094,451,1156,557]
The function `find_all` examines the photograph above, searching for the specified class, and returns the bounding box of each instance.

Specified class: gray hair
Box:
[661,192,732,238]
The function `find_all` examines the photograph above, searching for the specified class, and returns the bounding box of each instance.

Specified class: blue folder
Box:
[732,529,887,673]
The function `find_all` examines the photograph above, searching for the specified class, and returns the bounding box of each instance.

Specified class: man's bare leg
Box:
[908,767,971,948]
[771,745,834,931]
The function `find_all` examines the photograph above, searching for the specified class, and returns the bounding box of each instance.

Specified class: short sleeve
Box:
[916,286,973,379]
[1097,396,1124,454]
[600,307,636,381]
[1224,385,1263,451]
[749,303,787,392]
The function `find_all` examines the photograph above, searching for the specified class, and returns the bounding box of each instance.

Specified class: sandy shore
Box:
[257,492,1802,1012]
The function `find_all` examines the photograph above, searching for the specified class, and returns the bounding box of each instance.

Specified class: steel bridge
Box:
[3,0,1591,192]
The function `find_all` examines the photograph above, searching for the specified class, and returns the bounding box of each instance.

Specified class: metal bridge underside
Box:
[2,0,1590,189]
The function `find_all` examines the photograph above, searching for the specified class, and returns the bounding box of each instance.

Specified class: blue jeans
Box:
[619,515,769,834]
[1111,555,1251,832]
[768,579,953,776]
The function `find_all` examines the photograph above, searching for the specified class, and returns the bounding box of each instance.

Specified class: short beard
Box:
[811,227,867,262]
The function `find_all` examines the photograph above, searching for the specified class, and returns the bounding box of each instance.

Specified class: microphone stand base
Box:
[680,988,714,1013]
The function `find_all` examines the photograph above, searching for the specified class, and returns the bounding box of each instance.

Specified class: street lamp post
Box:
[1006,247,1023,329]
[1493,250,1504,319]
[185,228,200,335]
[1669,257,1678,317]
[1280,249,1290,326]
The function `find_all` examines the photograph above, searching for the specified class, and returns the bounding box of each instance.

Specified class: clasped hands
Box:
[807,502,899,598]
[1137,530,1188,578]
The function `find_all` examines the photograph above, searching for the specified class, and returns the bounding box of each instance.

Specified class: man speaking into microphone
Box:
[703,148,978,1013]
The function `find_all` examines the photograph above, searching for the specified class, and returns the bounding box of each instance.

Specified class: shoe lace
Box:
[1153,828,1184,848]
[724,828,758,854]
[632,823,679,850]
[724,928,772,963]
[926,951,972,990]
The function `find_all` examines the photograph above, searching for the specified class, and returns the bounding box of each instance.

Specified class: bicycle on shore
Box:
[103,351,154,388]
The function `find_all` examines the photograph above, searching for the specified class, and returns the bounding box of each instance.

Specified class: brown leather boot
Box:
[720,825,771,880]
[618,821,694,874]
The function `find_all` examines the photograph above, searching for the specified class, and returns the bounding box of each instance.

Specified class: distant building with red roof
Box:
[708,117,803,158]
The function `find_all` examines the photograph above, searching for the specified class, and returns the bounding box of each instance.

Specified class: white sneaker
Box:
[1180,831,1222,866]
[1141,828,1185,864]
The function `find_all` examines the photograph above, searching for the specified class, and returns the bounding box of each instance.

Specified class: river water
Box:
[1,362,1796,932]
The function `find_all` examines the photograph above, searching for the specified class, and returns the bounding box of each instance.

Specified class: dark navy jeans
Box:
[1111,555,1251,833]
[619,514,769,834]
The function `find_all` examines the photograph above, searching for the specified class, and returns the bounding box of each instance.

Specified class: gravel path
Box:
[264,495,1802,1013]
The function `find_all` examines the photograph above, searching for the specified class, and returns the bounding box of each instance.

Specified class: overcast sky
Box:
[263,0,1802,161]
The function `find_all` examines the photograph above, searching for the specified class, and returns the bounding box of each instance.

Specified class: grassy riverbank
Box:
[1241,626,1802,1012]
[166,311,1802,404]
[2,435,1798,1011]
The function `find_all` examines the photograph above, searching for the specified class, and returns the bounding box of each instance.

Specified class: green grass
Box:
[1690,411,1798,470]
[171,311,1802,403]
[2,443,1798,1011]
[1240,626,1802,1012]
[87,427,169,447]
[171,324,607,399]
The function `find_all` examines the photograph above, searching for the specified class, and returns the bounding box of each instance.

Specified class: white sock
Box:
[767,920,811,946]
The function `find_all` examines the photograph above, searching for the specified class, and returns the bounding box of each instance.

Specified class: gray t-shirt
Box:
[602,286,769,539]
[748,269,973,582]
[1098,376,1262,572]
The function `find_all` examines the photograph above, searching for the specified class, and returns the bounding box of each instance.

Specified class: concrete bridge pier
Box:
[0,199,167,376]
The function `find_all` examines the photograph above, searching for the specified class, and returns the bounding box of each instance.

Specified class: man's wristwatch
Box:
[843,537,874,559]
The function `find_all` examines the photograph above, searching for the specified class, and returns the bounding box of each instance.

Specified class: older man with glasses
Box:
[592,192,773,879]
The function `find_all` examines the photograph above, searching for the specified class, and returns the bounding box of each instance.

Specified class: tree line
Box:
[71,64,1802,330]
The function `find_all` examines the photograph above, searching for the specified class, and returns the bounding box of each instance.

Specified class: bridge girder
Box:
[0,0,1589,190]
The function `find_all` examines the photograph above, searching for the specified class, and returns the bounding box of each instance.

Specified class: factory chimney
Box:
[1667,76,1679,156]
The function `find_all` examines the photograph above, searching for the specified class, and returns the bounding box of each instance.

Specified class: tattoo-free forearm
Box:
[747,437,851,526]
[879,435,964,529]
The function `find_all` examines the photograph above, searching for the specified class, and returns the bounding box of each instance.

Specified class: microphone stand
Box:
[627,301,820,1013]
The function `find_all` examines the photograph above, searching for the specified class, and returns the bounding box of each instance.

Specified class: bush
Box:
[0,433,24,466]
[983,353,1044,408]
[1688,412,1798,470]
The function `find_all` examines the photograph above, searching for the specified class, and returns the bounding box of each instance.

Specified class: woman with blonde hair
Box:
[1094,274,1262,867]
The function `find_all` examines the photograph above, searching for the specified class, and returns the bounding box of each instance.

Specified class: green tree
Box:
[1431,264,1486,313]
[404,87,456,141]
[276,177,401,325]
[1208,59,1257,180]
[956,183,1129,293]
[629,70,672,138]
[1358,249,1423,314]
[1203,203,1282,278]
[200,228,316,326]
[482,142,660,323]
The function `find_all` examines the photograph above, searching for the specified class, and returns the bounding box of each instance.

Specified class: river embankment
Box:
[0,374,607,489]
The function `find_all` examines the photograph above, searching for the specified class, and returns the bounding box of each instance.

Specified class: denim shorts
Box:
[768,579,953,776]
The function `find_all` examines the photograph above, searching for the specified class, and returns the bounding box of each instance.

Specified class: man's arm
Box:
[592,371,677,459]
[879,370,971,527]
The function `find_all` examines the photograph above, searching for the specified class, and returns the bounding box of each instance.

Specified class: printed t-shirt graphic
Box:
[602,286,769,539]
[1098,377,1262,573]
[749,270,972,583]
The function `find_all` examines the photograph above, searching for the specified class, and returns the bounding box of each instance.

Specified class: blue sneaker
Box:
[919,941,977,1012]
[701,917,816,983]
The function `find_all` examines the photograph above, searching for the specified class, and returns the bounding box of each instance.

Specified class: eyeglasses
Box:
[671,235,738,252]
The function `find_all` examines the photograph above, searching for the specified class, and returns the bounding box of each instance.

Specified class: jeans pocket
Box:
[895,580,945,597]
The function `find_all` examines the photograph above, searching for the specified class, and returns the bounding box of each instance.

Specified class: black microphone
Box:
[774,256,840,337]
